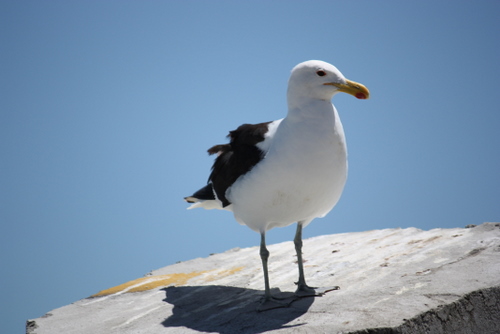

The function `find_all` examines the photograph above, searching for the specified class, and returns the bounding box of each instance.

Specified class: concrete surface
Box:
[27,223,500,333]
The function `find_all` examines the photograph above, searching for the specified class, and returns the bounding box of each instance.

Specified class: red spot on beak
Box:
[355,92,367,99]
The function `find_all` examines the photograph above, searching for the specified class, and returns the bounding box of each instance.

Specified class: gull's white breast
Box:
[227,101,347,233]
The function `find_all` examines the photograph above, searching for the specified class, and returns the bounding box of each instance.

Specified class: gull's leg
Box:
[294,222,310,293]
[260,232,272,301]
[294,222,339,297]
[257,232,293,311]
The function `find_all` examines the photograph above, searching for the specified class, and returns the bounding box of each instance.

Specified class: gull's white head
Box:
[288,60,370,101]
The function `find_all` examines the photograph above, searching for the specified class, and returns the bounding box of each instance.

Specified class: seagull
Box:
[185,60,369,310]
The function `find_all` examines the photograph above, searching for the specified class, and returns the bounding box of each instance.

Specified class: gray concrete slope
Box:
[27,223,500,334]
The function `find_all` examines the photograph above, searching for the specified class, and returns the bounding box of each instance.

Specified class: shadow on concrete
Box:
[161,285,314,334]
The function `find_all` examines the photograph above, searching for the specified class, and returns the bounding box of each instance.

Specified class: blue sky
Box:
[2,1,499,332]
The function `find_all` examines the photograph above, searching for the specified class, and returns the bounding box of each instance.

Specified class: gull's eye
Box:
[316,70,326,77]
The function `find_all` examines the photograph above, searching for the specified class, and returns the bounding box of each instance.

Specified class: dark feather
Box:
[184,184,215,203]
[207,122,272,207]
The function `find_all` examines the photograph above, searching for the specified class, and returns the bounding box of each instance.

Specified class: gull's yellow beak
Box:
[325,79,370,99]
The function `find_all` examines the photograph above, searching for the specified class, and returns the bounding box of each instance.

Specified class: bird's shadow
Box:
[161,285,314,334]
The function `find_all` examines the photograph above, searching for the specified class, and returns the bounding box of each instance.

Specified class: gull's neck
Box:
[286,93,337,122]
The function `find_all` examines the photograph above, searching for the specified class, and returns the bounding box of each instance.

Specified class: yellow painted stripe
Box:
[203,267,244,282]
[91,266,244,297]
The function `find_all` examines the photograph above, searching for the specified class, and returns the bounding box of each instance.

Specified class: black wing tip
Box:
[186,184,216,202]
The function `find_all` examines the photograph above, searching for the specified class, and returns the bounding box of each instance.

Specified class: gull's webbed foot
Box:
[257,297,293,312]
[294,283,339,297]
[257,289,297,312]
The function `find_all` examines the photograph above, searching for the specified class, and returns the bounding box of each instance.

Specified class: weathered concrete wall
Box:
[27,223,500,334]
[351,286,500,334]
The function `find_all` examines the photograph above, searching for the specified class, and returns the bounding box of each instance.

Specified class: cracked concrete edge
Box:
[349,285,500,334]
